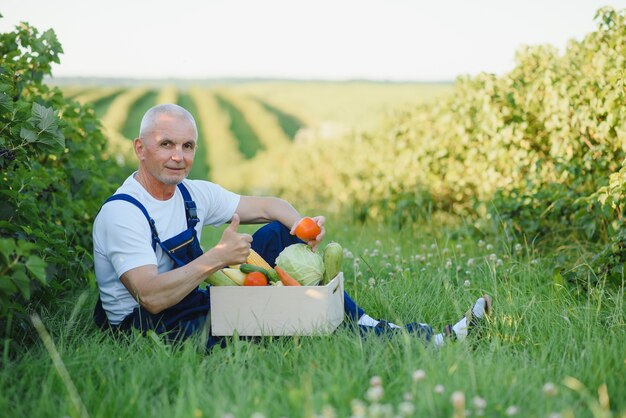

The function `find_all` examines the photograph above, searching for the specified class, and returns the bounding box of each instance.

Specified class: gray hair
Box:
[139,104,198,139]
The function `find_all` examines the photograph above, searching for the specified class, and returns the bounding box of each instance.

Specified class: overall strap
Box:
[103,194,160,251]
[176,183,199,229]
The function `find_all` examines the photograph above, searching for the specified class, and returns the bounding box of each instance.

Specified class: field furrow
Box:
[156,85,178,105]
[121,90,158,139]
[216,90,291,149]
[188,88,244,186]
[178,90,210,180]
[214,92,264,159]
[100,86,151,162]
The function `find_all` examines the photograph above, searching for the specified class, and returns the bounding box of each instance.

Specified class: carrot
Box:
[275,266,301,286]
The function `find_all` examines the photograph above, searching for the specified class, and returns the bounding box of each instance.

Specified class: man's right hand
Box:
[212,213,252,267]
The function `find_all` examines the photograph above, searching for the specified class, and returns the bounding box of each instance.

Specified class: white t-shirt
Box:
[93,174,240,325]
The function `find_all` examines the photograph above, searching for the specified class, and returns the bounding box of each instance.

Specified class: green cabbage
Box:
[276,243,325,286]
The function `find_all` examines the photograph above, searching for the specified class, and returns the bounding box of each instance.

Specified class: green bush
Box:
[0,20,124,327]
[261,7,625,287]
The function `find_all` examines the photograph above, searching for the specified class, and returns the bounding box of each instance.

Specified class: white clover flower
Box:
[351,399,366,417]
[426,262,432,267]
[398,401,415,417]
[430,243,437,250]
[547,413,562,418]
[385,262,392,269]
[445,259,453,269]
[402,392,413,401]
[451,391,465,409]
[488,253,497,262]
[368,403,392,417]
[467,258,475,267]
[369,375,383,387]
[478,240,485,248]
[427,253,433,259]
[505,405,519,416]
[251,413,266,418]
[531,259,539,265]
[514,243,523,253]
[464,280,471,287]
[542,382,557,397]
[395,246,401,253]
[456,265,462,273]
[456,244,462,251]
[375,240,382,246]
[465,270,471,275]
[368,278,376,287]
[344,249,354,259]
[443,248,450,254]
[496,259,503,266]
[321,405,336,418]
[355,271,363,278]
[365,385,384,402]
[486,244,494,251]
[354,258,361,265]
[363,248,369,256]
[472,396,487,410]
[461,253,467,258]
[412,369,426,382]
[434,384,445,394]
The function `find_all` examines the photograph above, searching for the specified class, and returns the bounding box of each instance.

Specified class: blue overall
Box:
[93,183,433,350]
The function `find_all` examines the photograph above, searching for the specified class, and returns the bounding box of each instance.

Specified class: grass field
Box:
[2,218,624,418]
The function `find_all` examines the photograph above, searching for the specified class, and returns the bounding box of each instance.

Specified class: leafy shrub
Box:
[0,20,124,326]
[245,7,625,287]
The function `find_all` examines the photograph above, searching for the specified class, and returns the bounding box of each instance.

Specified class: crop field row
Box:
[60,83,451,184]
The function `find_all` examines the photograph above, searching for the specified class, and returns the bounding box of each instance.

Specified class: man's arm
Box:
[235,196,325,250]
[235,196,301,227]
[121,214,252,314]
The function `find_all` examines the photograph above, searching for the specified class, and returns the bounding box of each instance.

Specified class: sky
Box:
[1,0,625,81]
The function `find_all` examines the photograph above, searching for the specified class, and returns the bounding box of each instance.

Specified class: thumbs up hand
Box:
[214,213,252,267]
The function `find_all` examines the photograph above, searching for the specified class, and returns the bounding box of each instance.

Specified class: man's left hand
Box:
[291,215,325,252]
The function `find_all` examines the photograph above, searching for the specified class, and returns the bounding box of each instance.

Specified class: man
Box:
[93,104,490,349]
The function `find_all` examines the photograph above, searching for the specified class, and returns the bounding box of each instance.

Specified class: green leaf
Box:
[20,126,38,142]
[0,275,18,296]
[0,91,13,114]
[31,102,57,132]
[25,255,47,284]
[11,269,31,300]
[0,238,15,263]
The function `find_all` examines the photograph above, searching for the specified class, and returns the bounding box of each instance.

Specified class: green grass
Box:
[214,93,264,159]
[121,90,158,139]
[177,92,210,180]
[1,219,624,417]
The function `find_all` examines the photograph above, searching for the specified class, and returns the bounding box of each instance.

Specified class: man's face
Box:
[136,114,197,186]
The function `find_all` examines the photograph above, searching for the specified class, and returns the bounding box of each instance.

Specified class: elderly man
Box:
[93,104,490,350]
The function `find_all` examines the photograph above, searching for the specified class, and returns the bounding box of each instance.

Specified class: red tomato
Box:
[243,271,268,286]
[294,217,321,241]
